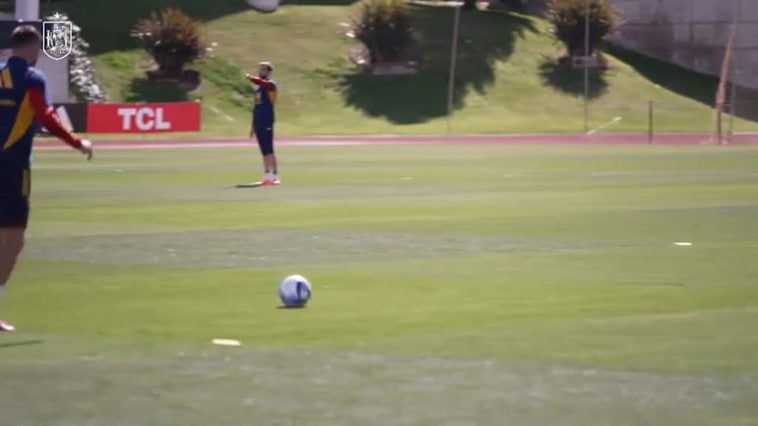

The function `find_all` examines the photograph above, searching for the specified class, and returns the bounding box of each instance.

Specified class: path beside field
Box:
[34,133,758,150]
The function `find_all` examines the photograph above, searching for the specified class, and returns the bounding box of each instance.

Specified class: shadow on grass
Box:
[0,340,43,350]
[338,5,538,124]
[607,44,758,123]
[123,78,191,102]
[538,58,609,99]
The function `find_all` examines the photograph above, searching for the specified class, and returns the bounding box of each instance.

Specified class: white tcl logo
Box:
[117,107,172,131]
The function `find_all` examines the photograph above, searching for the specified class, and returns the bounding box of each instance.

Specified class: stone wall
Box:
[610,0,758,88]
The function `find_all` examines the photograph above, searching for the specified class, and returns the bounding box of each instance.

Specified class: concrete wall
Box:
[610,0,758,89]
[36,55,70,103]
[0,49,70,102]
[0,48,71,105]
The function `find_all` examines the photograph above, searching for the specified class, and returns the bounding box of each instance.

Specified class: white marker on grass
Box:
[212,338,241,347]
[673,242,693,247]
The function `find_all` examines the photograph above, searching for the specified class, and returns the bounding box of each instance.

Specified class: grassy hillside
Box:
[47,0,758,136]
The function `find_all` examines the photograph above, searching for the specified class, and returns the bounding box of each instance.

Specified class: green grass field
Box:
[46,0,758,136]
[1,143,757,425]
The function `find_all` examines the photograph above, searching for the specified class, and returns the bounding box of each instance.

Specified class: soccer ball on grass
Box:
[278,274,312,307]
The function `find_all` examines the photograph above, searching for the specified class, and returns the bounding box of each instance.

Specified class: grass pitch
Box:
[1,143,757,425]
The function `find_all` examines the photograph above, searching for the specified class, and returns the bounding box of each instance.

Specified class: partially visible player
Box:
[245,61,280,185]
[0,25,93,332]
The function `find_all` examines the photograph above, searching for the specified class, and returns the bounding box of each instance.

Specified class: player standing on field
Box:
[0,26,93,332]
[246,61,280,185]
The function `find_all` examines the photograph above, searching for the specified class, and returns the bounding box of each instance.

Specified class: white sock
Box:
[0,285,10,328]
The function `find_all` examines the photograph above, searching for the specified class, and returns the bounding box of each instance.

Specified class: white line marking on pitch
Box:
[587,117,622,135]
[210,107,236,122]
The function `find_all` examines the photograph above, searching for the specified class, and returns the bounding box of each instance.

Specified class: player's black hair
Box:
[11,25,41,48]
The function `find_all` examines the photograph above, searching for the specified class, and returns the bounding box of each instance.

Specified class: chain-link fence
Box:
[575,97,758,143]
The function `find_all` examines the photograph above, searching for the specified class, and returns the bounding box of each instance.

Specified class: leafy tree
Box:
[547,0,619,56]
[133,8,207,76]
[462,0,477,10]
[352,0,415,63]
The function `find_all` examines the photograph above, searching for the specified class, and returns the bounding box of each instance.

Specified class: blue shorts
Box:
[254,125,275,155]
[0,164,30,228]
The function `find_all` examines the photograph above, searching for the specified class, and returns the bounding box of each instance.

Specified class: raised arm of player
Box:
[246,74,277,90]
[28,88,92,159]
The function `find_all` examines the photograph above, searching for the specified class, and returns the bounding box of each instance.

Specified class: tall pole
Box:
[583,0,590,133]
[648,100,654,144]
[447,4,461,135]
[716,0,742,145]
[16,0,40,20]
[728,70,738,144]
[728,0,744,145]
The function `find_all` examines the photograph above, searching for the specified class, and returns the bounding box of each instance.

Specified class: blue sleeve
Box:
[26,68,47,97]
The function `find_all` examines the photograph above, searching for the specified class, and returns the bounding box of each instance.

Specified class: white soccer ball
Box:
[278,274,312,307]
[245,0,280,13]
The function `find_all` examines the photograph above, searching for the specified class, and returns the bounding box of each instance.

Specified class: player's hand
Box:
[79,139,93,161]
[245,73,253,81]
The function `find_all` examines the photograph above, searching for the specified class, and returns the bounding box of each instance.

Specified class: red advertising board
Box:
[87,102,201,133]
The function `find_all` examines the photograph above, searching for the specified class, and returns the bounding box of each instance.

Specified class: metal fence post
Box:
[648,100,654,144]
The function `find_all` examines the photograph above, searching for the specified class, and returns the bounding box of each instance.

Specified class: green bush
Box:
[547,0,619,56]
[504,0,531,8]
[488,0,531,11]
[133,8,207,76]
[352,0,414,63]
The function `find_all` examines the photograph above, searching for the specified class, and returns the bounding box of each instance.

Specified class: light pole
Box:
[15,0,40,21]
[583,0,590,133]
[447,3,461,134]
[716,0,743,145]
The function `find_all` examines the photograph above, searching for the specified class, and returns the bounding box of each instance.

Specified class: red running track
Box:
[33,133,758,150]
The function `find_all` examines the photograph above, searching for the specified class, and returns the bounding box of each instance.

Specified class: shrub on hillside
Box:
[547,0,619,57]
[352,0,414,63]
[503,0,531,8]
[133,8,207,77]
